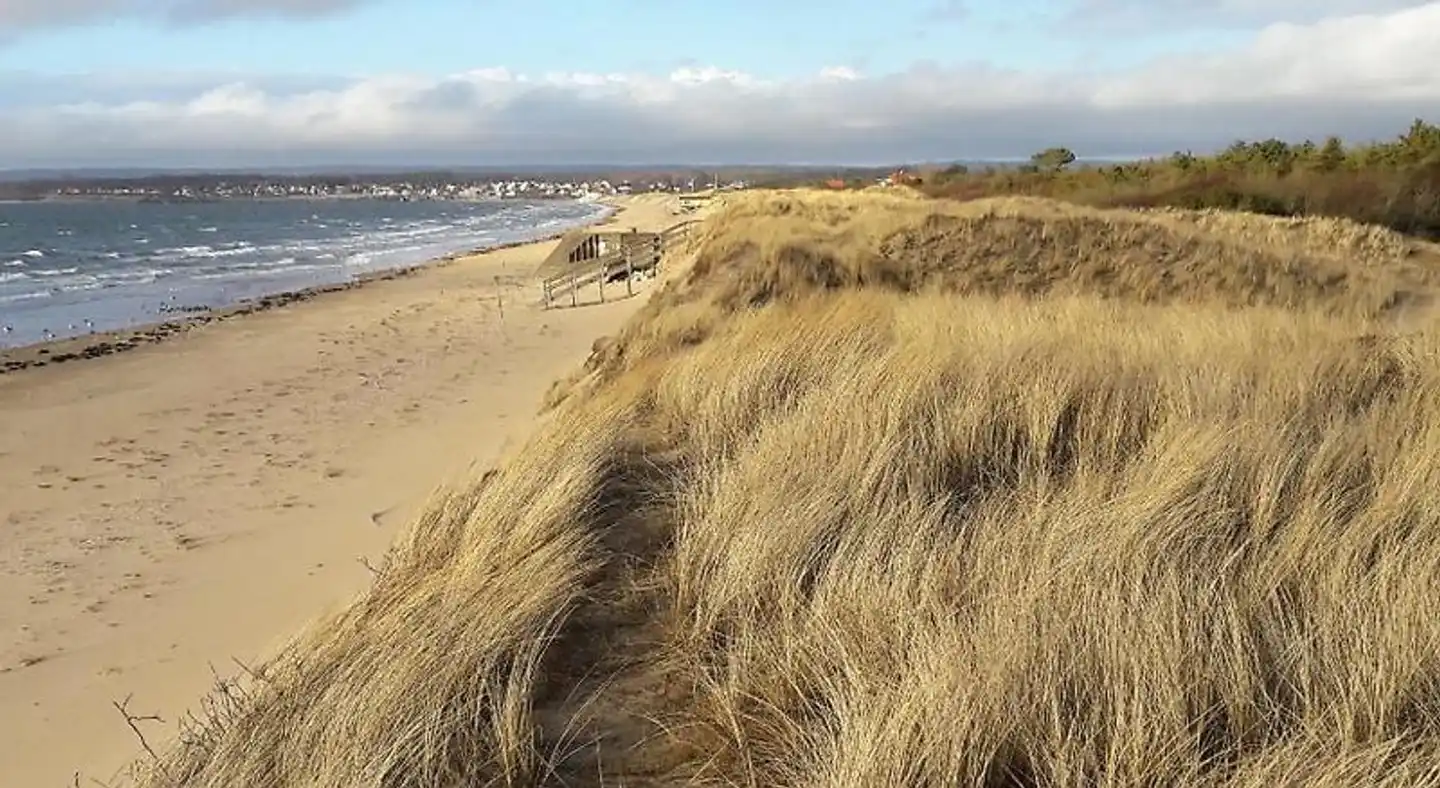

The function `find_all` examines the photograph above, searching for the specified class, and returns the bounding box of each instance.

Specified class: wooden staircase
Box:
[542,220,698,309]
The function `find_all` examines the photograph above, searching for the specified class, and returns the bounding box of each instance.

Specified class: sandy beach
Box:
[0,194,684,787]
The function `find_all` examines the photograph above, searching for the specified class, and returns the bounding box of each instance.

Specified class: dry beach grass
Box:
[135,189,1440,787]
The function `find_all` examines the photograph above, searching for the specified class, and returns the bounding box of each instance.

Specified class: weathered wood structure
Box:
[678,190,717,214]
[541,220,697,309]
[538,227,660,279]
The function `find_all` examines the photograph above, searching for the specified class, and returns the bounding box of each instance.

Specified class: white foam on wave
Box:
[191,257,302,281]
[151,243,261,261]
[3,259,23,268]
[0,271,29,283]
[22,249,44,258]
[0,290,48,304]
[156,244,215,257]
[58,277,104,293]
[96,267,174,285]
[34,267,79,277]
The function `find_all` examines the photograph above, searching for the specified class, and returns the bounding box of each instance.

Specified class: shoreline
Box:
[0,205,619,375]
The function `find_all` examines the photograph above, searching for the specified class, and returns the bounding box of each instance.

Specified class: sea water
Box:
[0,198,610,348]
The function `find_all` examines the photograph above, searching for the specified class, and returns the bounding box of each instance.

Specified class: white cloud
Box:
[1092,4,1440,105]
[1068,0,1436,28]
[2,4,1439,167]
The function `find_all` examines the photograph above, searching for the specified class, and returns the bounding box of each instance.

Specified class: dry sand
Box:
[0,194,684,787]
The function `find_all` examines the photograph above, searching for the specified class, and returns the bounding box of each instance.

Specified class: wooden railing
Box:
[542,220,698,309]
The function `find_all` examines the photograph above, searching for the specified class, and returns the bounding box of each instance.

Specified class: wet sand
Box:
[0,194,685,786]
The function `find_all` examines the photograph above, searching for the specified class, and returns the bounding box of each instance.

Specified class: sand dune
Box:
[0,195,684,787]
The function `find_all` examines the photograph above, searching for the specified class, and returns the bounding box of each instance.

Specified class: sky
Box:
[0,0,1437,168]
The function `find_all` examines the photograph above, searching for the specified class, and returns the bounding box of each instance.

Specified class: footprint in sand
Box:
[2,653,55,673]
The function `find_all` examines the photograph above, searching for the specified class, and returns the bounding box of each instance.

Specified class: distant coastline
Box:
[0,168,762,204]
[1,193,590,204]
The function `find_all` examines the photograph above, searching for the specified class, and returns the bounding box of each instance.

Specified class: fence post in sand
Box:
[598,262,606,303]
[625,247,634,297]
[570,271,578,308]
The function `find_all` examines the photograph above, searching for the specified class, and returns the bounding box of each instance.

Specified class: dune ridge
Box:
[136,189,1440,787]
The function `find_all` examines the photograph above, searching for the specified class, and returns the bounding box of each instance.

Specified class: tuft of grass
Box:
[137,189,1440,787]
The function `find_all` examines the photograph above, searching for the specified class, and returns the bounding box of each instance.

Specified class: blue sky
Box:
[0,0,1436,167]
[0,0,1250,78]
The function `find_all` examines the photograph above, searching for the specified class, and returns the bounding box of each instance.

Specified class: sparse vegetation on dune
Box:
[137,190,1440,787]
[919,120,1440,240]
[574,191,1437,392]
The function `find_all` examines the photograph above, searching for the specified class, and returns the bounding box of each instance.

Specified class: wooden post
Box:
[571,271,578,307]
[598,262,606,303]
[625,247,634,297]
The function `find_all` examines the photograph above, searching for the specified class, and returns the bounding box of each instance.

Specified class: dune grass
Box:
[136,190,1440,787]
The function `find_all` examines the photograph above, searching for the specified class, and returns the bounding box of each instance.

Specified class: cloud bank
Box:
[2,3,1439,167]
[1070,0,1436,27]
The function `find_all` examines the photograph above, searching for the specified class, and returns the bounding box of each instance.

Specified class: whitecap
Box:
[96,267,174,285]
[0,290,47,304]
[155,245,215,257]
[190,256,301,280]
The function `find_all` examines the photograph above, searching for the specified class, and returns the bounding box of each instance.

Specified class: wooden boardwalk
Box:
[541,220,697,309]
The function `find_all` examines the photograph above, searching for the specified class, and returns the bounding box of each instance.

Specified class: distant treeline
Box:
[917,120,1440,239]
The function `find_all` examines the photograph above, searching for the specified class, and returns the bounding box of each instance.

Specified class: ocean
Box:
[0,197,610,348]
